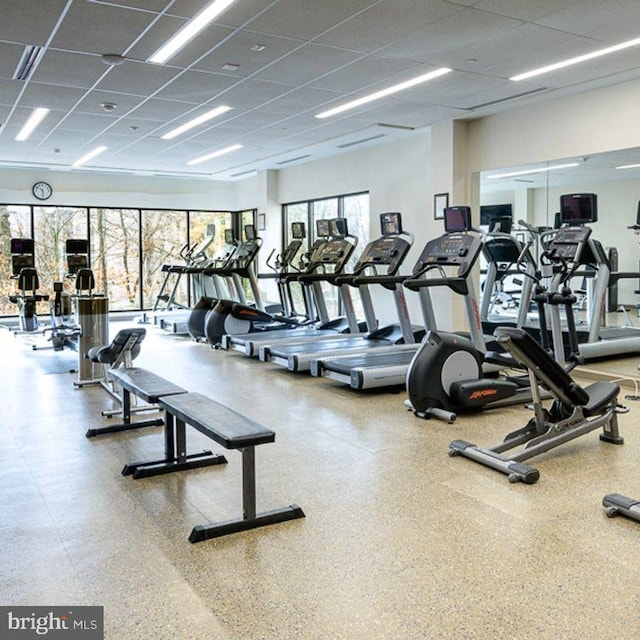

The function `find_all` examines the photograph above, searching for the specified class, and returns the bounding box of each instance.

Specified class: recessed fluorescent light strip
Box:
[15,107,50,141]
[73,145,108,167]
[486,162,580,180]
[315,67,452,119]
[187,143,242,165]
[511,36,640,81]
[161,106,232,140]
[615,163,640,170]
[148,0,236,64]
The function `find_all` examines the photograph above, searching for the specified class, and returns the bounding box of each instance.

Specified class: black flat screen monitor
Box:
[224,229,235,244]
[480,204,513,233]
[291,222,306,239]
[560,193,598,224]
[329,218,348,238]
[10,238,34,255]
[244,224,256,240]
[380,212,402,235]
[66,238,88,254]
[444,206,472,232]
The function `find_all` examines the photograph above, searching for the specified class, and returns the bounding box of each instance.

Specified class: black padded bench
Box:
[86,367,188,437]
[128,392,305,541]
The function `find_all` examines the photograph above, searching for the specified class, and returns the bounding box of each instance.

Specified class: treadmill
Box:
[553,194,640,360]
[310,206,484,389]
[262,212,420,373]
[220,218,360,355]
[480,229,536,334]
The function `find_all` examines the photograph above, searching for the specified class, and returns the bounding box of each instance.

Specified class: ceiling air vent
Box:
[468,87,548,110]
[276,155,312,165]
[337,133,385,149]
[13,45,44,81]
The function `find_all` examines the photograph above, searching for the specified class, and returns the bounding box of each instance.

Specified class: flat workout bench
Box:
[129,392,305,542]
[86,367,188,437]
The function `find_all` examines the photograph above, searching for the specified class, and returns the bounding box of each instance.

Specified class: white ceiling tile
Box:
[0,0,638,176]
[316,0,467,52]
[253,44,362,84]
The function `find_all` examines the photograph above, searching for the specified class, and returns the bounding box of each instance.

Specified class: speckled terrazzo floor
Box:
[2,320,640,640]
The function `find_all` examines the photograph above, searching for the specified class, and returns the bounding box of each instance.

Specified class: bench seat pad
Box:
[159,392,275,449]
[107,367,187,403]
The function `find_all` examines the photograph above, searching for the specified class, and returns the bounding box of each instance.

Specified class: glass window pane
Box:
[142,210,188,309]
[343,193,370,247]
[189,211,231,263]
[1,205,32,316]
[90,208,141,311]
[33,206,88,295]
[311,199,340,317]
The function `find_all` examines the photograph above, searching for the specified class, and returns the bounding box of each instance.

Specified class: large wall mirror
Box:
[479,147,640,375]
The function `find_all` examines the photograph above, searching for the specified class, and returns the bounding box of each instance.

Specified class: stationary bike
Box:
[405,221,588,423]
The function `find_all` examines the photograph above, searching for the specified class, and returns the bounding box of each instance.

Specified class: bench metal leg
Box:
[122,412,228,478]
[189,445,305,543]
[86,388,164,437]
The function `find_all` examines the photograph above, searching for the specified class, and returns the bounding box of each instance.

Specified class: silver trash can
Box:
[76,296,109,383]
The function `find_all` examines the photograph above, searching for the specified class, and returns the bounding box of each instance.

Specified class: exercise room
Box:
[2,1,640,639]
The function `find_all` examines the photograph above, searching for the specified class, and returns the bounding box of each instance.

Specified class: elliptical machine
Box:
[8,238,48,333]
[404,210,586,423]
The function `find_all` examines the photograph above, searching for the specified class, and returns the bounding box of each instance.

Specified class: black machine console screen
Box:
[380,212,402,235]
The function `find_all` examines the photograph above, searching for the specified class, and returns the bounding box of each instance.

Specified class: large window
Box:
[0,204,253,317]
[90,208,140,310]
[0,206,32,315]
[34,206,88,295]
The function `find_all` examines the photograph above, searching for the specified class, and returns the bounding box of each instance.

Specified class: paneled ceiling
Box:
[2,0,640,180]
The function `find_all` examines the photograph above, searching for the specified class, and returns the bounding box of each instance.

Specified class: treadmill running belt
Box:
[321,350,416,375]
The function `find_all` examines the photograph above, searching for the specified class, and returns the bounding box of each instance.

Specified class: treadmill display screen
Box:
[291,222,306,239]
[380,212,402,235]
[329,218,348,238]
[316,219,330,238]
[444,206,472,232]
[244,224,256,240]
[560,193,598,224]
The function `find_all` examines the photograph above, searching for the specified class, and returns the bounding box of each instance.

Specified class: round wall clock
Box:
[32,181,53,200]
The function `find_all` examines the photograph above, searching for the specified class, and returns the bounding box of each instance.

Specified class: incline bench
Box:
[125,391,305,542]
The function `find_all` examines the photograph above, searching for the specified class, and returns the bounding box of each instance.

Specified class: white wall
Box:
[0,167,237,210]
[273,131,462,331]
[467,77,640,173]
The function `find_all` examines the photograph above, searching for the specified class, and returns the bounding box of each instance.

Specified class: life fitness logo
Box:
[469,388,498,400]
[2,607,103,638]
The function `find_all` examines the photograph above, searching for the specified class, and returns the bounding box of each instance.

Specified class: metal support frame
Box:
[121,411,227,479]
[189,444,305,542]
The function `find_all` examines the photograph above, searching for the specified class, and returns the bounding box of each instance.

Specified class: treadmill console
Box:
[311,238,356,271]
[546,225,591,262]
[280,239,303,267]
[351,236,412,275]
[413,232,482,277]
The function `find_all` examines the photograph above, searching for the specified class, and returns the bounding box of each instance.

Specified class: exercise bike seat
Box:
[87,328,146,365]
